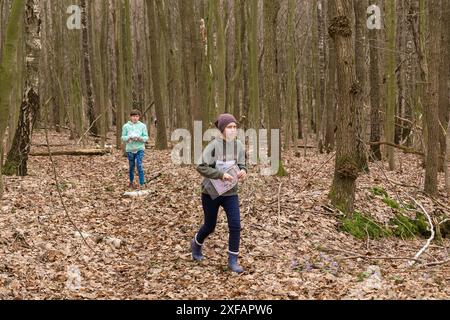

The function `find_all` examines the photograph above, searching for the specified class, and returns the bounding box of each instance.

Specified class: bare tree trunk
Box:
[438,0,450,172]
[263,0,285,175]
[247,0,260,129]
[6,16,23,153]
[213,0,226,114]
[353,0,368,172]
[3,0,40,177]
[146,0,167,149]
[123,0,133,119]
[328,0,359,215]
[241,0,249,129]
[232,0,243,121]
[99,0,109,146]
[395,0,410,148]
[423,0,441,196]
[90,0,107,147]
[0,0,26,195]
[165,2,183,129]
[80,0,97,135]
[295,70,303,140]
[316,0,326,151]
[285,0,297,151]
[369,1,381,161]
[409,0,441,196]
[203,1,215,126]
[446,119,450,195]
[179,0,199,134]
[311,0,319,136]
[115,0,125,150]
[324,0,336,153]
[385,0,396,170]
[0,0,5,58]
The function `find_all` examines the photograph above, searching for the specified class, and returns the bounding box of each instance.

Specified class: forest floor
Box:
[0,129,449,299]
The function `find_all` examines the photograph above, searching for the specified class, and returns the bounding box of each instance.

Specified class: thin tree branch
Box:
[408,197,435,266]
[76,113,103,146]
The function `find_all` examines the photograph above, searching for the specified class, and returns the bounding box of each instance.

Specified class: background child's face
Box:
[130,115,140,123]
[223,122,237,140]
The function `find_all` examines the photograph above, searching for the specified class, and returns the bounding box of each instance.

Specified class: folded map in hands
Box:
[209,164,240,195]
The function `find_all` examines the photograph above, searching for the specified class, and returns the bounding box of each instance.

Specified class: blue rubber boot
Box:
[191,235,204,261]
[228,253,244,273]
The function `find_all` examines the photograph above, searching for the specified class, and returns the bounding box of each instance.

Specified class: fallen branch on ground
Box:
[33,143,75,147]
[145,172,162,183]
[30,148,111,156]
[297,145,316,148]
[325,246,420,263]
[366,141,424,156]
[337,255,420,262]
[408,197,435,266]
[421,259,450,267]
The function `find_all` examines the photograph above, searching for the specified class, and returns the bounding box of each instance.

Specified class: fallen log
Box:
[30,148,112,156]
[364,140,445,160]
[32,143,75,147]
[297,145,316,148]
[366,141,424,156]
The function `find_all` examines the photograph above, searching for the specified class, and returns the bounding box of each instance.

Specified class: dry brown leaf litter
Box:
[0,129,448,299]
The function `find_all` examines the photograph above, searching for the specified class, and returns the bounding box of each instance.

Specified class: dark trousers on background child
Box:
[195,193,241,254]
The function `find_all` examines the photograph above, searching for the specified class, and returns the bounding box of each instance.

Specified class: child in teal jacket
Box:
[121,109,149,189]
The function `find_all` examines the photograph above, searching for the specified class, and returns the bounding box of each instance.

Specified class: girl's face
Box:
[130,115,140,123]
[223,122,237,140]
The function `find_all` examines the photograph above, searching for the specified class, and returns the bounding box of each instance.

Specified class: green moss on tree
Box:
[276,161,288,177]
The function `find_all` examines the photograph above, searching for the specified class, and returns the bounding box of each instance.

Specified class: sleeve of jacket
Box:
[121,124,129,142]
[141,124,149,142]
[236,140,247,172]
[196,141,224,179]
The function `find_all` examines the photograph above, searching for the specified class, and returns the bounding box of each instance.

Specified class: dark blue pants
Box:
[127,150,145,185]
[196,194,241,254]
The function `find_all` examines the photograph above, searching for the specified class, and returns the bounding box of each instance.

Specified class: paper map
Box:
[209,162,239,195]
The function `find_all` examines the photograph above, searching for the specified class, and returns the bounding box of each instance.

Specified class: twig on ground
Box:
[325,246,420,263]
[408,196,435,266]
[336,255,421,262]
[421,259,450,267]
[365,226,370,251]
[421,194,450,213]
[145,172,162,184]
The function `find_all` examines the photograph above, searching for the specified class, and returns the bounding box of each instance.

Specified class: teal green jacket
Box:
[121,121,149,153]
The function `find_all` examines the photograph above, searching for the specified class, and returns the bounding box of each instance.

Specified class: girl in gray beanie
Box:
[191,113,247,273]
